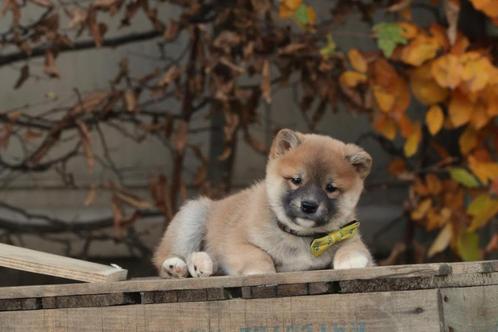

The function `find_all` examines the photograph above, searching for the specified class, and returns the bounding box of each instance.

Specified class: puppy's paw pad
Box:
[160,257,188,278]
[187,252,214,278]
[334,252,369,270]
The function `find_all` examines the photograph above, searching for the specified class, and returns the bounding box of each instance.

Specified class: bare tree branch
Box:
[0,30,162,67]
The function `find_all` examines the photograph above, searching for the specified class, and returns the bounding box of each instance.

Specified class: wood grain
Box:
[440,285,498,332]
[0,243,127,283]
[0,260,495,300]
[0,289,440,332]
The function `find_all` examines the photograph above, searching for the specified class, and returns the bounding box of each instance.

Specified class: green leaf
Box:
[448,167,480,188]
[457,231,482,261]
[467,194,498,231]
[294,4,308,26]
[320,33,336,59]
[373,22,407,57]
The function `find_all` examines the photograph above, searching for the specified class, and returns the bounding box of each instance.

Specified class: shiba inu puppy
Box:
[153,129,374,278]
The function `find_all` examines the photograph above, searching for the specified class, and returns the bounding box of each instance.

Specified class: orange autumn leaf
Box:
[339,71,368,88]
[388,158,407,176]
[306,6,317,24]
[426,105,444,135]
[398,114,415,138]
[370,59,411,113]
[404,122,422,157]
[482,84,498,116]
[491,177,498,195]
[470,0,498,18]
[400,34,440,66]
[371,58,399,88]
[459,52,494,92]
[373,113,397,140]
[426,173,443,195]
[390,77,411,115]
[431,54,461,88]
[426,208,451,231]
[347,48,368,73]
[411,198,433,221]
[279,0,302,17]
[444,187,465,210]
[468,155,498,184]
[448,91,472,127]
[373,85,395,112]
[429,24,450,50]
[469,102,490,129]
[450,34,470,55]
[459,126,478,155]
[410,62,448,105]
[399,22,419,39]
[413,178,430,196]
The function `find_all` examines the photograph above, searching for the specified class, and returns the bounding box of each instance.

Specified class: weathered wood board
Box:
[0,289,440,332]
[0,243,127,283]
[0,260,496,332]
[440,285,498,332]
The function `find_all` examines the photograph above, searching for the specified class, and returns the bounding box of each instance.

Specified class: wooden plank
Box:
[0,260,496,300]
[0,243,127,283]
[0,289,440,332]
[440,285,498,332]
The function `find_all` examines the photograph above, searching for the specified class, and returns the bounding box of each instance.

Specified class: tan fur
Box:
[153,130,374,277]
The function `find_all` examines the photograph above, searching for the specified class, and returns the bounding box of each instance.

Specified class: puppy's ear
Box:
[345,144,372,179]
[269,129,302,159]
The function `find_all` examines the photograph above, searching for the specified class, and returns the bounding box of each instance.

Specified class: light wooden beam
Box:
[0,243,127,283]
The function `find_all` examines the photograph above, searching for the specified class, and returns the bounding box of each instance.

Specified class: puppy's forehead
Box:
[279,136,357,182]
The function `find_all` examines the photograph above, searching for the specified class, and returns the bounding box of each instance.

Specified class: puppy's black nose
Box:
[301,200,318,214]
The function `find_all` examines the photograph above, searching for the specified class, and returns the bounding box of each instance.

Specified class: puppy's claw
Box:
[333,252,370,270]
[187,252,214,278]
[160,257,188,278]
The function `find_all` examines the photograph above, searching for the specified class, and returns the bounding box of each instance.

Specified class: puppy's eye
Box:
[291,177,302,185]
[325,183,337,193]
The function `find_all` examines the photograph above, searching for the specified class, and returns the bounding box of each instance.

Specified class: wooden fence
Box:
[0,260,497,331]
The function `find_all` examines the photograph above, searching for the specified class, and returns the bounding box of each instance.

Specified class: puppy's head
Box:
[266,129,372,235]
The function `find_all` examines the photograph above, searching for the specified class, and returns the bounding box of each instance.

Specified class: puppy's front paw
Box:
[187,251,215,278]
[333,251,370,270]
[160,257,188,278]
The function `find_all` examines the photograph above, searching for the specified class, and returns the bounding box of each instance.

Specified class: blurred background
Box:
[0,0,497,285]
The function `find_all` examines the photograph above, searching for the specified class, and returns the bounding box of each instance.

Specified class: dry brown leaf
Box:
[14,65,29,89]
[84,185,97,206]
[444,0,460,45]
[427,223,452,257]
[72,91,109,114]
[77,121,95,173]
[30,0,53,7]
[387,0,412,12]
[218,146,232,161]
[124,89,137,112]
[158,66,181,88]
[173,120,188,152]
[44,50,59,78]
[114,190,152,209]
[379,242,407,266]
[68,8,88,29]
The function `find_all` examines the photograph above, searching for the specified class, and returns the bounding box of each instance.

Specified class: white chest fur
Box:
[249,226,333,272]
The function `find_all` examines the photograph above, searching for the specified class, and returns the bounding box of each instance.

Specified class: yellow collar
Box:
[310,221,360,257]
